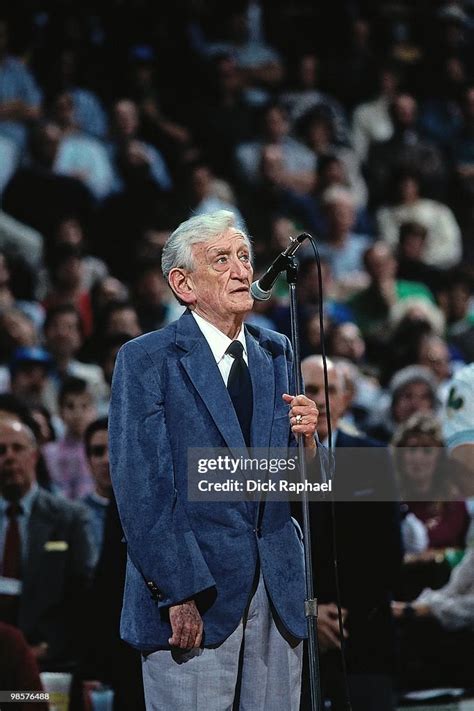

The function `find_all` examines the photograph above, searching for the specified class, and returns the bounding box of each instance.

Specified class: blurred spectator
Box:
[98,333,130,389]
[30,405,55,446]
[183,160,246,229]
[235,102,316,193]
[52,91,114,200]
[280,53,349,144]
[419,56,465,150]
[101,301,141,340]
[50,48,108,139]
[327,322,366,364]
[2,121,93,240]
[81,417,111,557]
[300,355,402,711]
[352,64,399,162]
[0,309,37,366]
[132,261,175,334]
[108,98,172,194]
[367,365,438,443]
[43,244,93,339]
[299,109,368,207]
[415,334,453,395]
[42,305,108,415]
[366,93,447,206]
[396,221,443,292]
[318,187,372,295]
[0,17,41,150]
[349,242,434,339]
[42,377,95,500]
[442,268,474,362]
[198,8,283,97]
[376,171,462,268]
[392,413,469,552]
[9,347,52,410]
[0,415,95,667]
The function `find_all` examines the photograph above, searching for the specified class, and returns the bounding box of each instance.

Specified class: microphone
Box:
[250,233,310,301]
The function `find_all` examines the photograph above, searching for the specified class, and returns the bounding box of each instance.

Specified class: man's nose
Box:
[230,257,250,279]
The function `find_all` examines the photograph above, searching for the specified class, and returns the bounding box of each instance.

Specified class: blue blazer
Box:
[109,310,307,651]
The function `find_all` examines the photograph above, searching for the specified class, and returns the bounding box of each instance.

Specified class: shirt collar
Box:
[192,312,247,364]
[0,482,39,516]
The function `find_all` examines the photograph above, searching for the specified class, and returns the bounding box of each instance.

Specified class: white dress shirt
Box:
[192,312,248,386]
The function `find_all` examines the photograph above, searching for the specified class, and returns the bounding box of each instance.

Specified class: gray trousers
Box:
[141,571,303,711]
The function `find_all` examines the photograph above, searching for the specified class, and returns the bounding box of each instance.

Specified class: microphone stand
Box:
[286,256,322,711]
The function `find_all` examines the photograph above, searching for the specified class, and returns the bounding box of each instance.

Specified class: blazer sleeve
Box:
[109,339,216,608]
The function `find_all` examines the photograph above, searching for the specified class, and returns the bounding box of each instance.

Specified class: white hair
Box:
[161,210,251,281]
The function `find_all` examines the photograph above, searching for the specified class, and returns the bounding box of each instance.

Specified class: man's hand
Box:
[168,600,203,649]
[283,393,318,451]
[317,603,348,652]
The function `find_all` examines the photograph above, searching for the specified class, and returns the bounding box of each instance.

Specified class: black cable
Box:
[307,235,353,711]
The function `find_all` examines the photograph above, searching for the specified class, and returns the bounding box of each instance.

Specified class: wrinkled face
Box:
[87,429,111,495]
[60,392,96,438]
[301,362,345,440]
[393,381,434,423]
[185,230,253,326]
[400,433,441,496]
[0,419,38,501]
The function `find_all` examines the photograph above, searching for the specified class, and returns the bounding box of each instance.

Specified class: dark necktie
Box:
[0,502,22,625]
[226,341,253,447]
[3,502,22,580]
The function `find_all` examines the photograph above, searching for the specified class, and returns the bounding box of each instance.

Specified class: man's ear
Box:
[168,268,196,306]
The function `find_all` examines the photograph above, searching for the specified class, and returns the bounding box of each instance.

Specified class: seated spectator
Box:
[52,48,109,139]
[101,301,142,340]
[349,242,434,339]
[52,91,114,201]
[367,365,438,443]
[366,93,448,207]
[0,18,41,151]
[351,64,399,162]
[299,355,402,711]
[132,260,177,334]
[2,121,93,240]
[327,322,366,365]
[299,109,367,207]
[441,268,474,362]
[108,99,172,194]
[9,347,52,410]
[0,415,95,668]
[42,244,94,338]
[198,8,283,98]
[418,56,465,150]
[280,53,349,144]
[392,549,474,689]
[42,377,95,499]
[392,413,470,552]
[0,622,48,710]
[317,186,372,296]
[42,304,108,415]
[183,160,246,230]
[235,102,316,193]
[396,221,443,292]
[81,417,111,557]
[415,333,454,400]
[376,171,462,268]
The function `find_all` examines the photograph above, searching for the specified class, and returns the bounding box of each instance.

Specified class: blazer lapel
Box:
[177,312,247,457]
[245,327,274,449]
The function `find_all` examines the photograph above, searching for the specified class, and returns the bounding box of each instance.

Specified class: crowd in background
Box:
[0,0,473,708]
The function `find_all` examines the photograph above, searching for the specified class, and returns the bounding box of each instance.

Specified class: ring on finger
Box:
[295,414,303,424]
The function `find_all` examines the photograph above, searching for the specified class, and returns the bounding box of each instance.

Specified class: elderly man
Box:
[300,356,402,711]
[109,210,318,710]
[0,415,95,666]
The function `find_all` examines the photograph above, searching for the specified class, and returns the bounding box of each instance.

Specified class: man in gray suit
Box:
[0,415,96,667]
